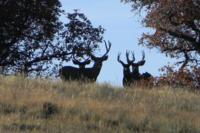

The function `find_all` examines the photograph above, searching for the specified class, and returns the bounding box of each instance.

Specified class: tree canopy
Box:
[121,0,200,69]
[0,0,63,75]
[121,0,200,89]
[62,10,105,59]
[0,0,105,77]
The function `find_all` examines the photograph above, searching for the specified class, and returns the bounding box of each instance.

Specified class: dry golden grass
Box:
[0,75,200,133]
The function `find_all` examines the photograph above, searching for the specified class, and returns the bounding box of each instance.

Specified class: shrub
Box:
[157,66,200,90]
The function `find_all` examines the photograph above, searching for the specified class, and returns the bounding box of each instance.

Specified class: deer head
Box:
[89,41,111,69]
[131,51,146,79]
[118,51,131,76]
[72,54,91,69]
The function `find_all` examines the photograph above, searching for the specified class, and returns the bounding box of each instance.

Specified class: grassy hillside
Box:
[0,76,200,133]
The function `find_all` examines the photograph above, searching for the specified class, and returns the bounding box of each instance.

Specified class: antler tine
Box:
[135,51,146,66]
[131,51,135,62]
[104,40,107,49]
[117,53,125,66]
[125,50,131,64]
[126,50,135,64]
[89,41,111,60]
[142,51,145,61]
[103,40,111,56]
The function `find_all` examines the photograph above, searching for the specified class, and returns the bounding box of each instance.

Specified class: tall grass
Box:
[0,76,200,133]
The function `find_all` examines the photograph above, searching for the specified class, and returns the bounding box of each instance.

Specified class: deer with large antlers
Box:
[59,41,111,82]
[117,51,134,87]
[130,51,152,82]
[118,51,152,87]
[59,56,91,81]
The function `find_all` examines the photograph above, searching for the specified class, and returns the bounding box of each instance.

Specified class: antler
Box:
[72,54,91,68]
[126,51,135,64]
[142,51,145,61]
[125,51,130,64]
[136,51,146,66]
[90,40,111,60]
[103,40,112,56]
[117,53,125,66]
[131,51,135,62]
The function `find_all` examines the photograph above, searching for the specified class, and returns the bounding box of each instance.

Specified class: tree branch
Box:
[160,27,200,52]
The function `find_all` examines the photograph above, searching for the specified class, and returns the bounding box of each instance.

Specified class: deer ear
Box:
[138,60,145,66]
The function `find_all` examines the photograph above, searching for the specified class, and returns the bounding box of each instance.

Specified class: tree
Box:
[62,10,105,58]
[0,0,63,75]
[121,0,200,69]
[122,0,200,89]
[0,4,105,77]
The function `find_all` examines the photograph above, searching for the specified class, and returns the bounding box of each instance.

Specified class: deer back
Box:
[59,66,81,81]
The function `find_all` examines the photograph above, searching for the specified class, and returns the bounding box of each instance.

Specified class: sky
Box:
[60,0,173,86]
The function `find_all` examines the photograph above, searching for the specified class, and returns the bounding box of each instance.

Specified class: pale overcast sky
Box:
[60,0,172,86]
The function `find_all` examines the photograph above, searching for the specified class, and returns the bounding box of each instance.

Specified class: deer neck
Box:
[92,62,102,76]
[124,67,131,77]
[132,67,140,77]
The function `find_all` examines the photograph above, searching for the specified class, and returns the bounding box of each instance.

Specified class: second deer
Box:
[118,51,152,87]
[60,41,111,82]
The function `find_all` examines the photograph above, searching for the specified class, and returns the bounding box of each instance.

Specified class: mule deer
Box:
[130,51,152,84]
[60,41,111,82]
[59,56,91,81]
[118,51,152,87]
[117,51,134,87]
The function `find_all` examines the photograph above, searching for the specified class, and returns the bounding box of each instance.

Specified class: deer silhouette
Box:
[60,41,111,82]
[59,56,91,81]
[130,51,152,82]
[117,51,134,87]
[118,51,152,87]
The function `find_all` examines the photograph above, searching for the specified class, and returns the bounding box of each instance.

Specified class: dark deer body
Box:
[60,65,102,81]
[60,41,111,82]
[59,66,85,81]
[59,55,91,81]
